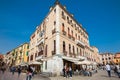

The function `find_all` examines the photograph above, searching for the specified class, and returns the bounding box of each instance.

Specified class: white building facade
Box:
[29,1,100,75]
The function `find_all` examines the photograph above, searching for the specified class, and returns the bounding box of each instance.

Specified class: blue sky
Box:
[0,0,120,54]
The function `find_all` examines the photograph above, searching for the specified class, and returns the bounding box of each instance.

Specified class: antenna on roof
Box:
[55,0,60,4]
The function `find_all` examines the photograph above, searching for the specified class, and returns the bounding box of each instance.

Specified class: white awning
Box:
[76,40,85,47]
[20,62,28,66]
[29,61,42,65]
[36,55,43,61]
[62,56,80,63]
[75,60,92,65]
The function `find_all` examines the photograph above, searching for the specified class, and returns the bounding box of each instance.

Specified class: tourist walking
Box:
[62,66,66,77]
[18,66,21,77]
[105,63,111,77]
[114,65,120,78]
[65,66,69,78]
[11,66,15,75]
[26,65,33,80]
[31,66,35,77]
[69,66,72,78]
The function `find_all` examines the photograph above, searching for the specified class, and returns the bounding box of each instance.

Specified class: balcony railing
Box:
[76,40,85,47]
[69,52,73,57]
[67,20,70,24]
[71,36,75,41]
[62,30,66,36]
[52,50,56,55]
[63,51,67,56]
[68,34,72,39]
[52,28,56,34]
[37,38,44,46]
[36,55,43,61]
[72,53,76,58]
[38,50,43,56]
[75,27,78,30]
[62,15,66,20]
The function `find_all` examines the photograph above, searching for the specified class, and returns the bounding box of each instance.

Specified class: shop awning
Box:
[20,62,28,66]
[62,56,81,63]
[29,61,42,65]
[75,60,92,65]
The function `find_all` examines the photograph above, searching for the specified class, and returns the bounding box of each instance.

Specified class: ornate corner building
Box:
[28,1,100,75]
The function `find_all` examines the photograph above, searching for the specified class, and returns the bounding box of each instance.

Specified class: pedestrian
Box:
[18,66,21,77]
[11,66,15,75]
[65,66,69,78]
[31,66,35,77]
[62,66,66,77]
[105,63,111,77]
[118,67,120,78]
[69,66,72,78]
[26,65,33,80]
[114,65,120,78]
[1,67,5,74]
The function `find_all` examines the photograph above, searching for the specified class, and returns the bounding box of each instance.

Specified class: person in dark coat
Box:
[26,65,33,80]
[18,66,21,77]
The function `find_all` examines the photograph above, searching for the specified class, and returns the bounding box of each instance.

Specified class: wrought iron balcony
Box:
[52,50,56,55]
[52,28,56,34]
[36,55,43,61]
[62,15,66,20]
[76,40,85,47]
[63,51,67,56]
[38,50,43,56]
[62,30,66,36]
[68,34,72,39]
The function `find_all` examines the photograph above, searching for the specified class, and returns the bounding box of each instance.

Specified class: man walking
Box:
[106,63,111,77]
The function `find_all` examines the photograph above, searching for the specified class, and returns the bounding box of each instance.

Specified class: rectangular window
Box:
[54,9,56,13]
[26,51,29,56]
[45,61,47,70]
[27,56,29,62]
[63,41,65,50]
[30,55,33,61]
[45,45,48,57]
[77,48,78,55]
[54,40,56,52]
[52,40,56,55]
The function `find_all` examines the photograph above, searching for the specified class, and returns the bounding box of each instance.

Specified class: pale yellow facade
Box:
[5,43,29,67]
[113,53,120,65]
[15,43,29,66]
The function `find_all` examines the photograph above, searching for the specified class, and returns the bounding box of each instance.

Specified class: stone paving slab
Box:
[0,71,50,80]
[0,70,119,80]
[49,70,120,80]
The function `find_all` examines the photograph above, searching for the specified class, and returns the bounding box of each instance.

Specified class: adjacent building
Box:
[113,53,120,65]
[5,43,29,67]
[29,1,100,75]
[100,53,114,65]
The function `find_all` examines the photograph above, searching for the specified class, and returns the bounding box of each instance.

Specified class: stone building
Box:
[29,1,100,75]
[100,53,114,65]
[113,53,120,65]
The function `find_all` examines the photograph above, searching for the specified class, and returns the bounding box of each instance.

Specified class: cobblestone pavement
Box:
[0,70,119,80]
[0,71,50,80]
[50,70,120,80]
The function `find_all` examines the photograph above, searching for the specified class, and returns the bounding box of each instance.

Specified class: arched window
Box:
[68,28,70,35]
[77,48,78,55]
[54,40,56,52]
[63,41,66,52]
[75,33,77,39]
[69,44,71,54]
[71,30,73,37]
[73,46,75,54]
[78,36,80,40]
[62,23,64,31]
[80,49,82,56]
